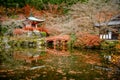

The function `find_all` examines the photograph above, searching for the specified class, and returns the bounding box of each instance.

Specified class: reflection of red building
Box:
[13,51,41,63]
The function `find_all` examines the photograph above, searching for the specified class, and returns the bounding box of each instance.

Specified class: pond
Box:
[0,47,120,80]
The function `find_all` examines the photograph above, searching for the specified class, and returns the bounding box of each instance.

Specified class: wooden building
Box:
[95,14,120,40]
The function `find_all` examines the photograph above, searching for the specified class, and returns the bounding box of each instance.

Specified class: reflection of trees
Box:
[13,49,46,64]
[100,52,120,79]
[111,55,120,70]
[0,48,46,69]
[0,49,24,68]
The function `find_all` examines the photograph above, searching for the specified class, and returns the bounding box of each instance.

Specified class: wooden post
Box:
[60,40,63,50]
[35,24,37,28]
[62,40,66,51]
[53,40,57,50]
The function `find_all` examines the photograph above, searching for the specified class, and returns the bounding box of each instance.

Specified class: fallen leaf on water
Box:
[0,70,7,72]
[68,70,76,74]
[43,71,47,74]
[69,78,75,80]
[62,77,67,80]
[43,74,46,77]
[57,69,63,74]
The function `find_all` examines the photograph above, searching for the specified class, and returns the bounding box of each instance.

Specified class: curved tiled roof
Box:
[27,16,45,22]
[95,14,120,27]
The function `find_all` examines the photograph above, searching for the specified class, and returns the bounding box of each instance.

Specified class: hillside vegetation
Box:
[0,0,120,47]
[45,0,119,35]
[0,0,119,35]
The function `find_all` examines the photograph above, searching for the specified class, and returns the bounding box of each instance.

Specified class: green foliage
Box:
[0,0,89,10]
[0,0,25,15]
[41,32,47,37]
[100,40,118,50]
[26,0,45,10]
[0,23,2,36]
[70,33,77,42]
[0,25,8,36]
[62,7,70,14]
[0,0,90,16]
[9,15,18,19]
[0,0,25,8]
[67,33,76,50]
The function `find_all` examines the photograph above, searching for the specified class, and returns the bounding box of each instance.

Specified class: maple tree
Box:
[75,33,101,48]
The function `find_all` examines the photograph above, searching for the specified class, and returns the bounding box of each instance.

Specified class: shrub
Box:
[75,33,101,48]
[100,40,118,50]
[115,41,120,51]
[67,33,76,50]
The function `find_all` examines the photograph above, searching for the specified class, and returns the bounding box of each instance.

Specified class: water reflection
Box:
[0,47,46,69]
[0,47,120,80]
[2,37,11,49]
[97,50,120,79]
[13,50,45,64]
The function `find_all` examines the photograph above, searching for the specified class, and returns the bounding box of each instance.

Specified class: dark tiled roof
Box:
[95,14,120,27]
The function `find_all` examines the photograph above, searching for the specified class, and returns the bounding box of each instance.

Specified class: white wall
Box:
[99,31,112,39]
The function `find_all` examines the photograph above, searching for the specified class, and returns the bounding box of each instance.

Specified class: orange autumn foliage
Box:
[111,55,120,67]
[13,29,25,35]
[13,26,49,35]
[75,33,101,48]
[23,4,31,17]
[23,26,48,33]
[115,43,120,50]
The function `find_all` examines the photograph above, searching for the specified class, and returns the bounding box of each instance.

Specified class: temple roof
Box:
[95,14,120,27]
[27,16,45,22]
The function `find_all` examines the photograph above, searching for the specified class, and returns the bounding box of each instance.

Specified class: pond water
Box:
[0,47,120,80]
